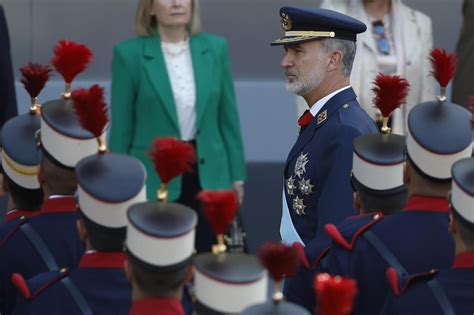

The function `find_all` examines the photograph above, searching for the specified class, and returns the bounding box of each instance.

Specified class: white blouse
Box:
[161,39,197,141]
[369,13,398,76]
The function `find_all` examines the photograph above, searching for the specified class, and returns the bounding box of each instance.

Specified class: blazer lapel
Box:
[394,0,417,75]
[143,36,179,129]
[348,1,377,55]
[286,88,358,165]
[190,35,212,127]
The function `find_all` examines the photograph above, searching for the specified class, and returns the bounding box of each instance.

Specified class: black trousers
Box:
[176,151,216,254]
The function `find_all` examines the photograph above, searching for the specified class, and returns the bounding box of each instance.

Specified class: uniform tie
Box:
[298,110,314,134]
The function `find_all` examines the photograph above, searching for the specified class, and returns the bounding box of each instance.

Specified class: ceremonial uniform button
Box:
[342,104,350,109]
[200,158,205,165]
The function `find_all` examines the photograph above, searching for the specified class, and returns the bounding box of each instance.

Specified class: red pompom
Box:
[430,48,457,88]
[149,138,196,184]
[51,40,93,84]
[372,74,410,118]
[258,242,299,282]
[197,190,238,235]
[20,62,52,99]
[71,85,108,137]
[314,273,358,315]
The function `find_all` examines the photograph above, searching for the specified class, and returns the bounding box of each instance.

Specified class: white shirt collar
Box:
[309,86,352,117]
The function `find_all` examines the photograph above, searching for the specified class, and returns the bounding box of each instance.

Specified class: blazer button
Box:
[200,158,205,164]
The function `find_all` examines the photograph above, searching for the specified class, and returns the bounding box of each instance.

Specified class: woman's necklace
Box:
[162,39,189,57]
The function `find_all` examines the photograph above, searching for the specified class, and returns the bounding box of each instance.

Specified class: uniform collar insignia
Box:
[317,110,328,125]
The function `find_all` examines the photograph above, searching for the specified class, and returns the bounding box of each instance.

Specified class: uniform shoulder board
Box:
[11,268,71,300]
[386,267,439,296]
[324,212,384,250]
[0,216,30,249]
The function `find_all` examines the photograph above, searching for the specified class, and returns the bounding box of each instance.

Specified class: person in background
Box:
[296,0,434,135]
[0,4,18,220]
[0,4,17,127]
[109,0,247,253]
[452,0,474,111]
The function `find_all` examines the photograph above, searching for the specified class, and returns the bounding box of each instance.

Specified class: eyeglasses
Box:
[372,20,390,55]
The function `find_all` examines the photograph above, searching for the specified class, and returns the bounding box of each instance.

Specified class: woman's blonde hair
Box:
[134,0,202,36]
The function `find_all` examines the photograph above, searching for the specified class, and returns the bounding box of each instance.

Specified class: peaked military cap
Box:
[39,98,99,168]
[407,101,472,181]
[76,153,147,229]
[1,113,41,189]
[271,7,366,46]
[352,134,406,194]
[126,202,197,269]
[193,253,267,314]
[450,157,474,227]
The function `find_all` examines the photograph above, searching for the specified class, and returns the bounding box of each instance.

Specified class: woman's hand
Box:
[232,181,245,206]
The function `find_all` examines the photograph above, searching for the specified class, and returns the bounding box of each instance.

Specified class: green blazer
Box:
[109,33,246,201]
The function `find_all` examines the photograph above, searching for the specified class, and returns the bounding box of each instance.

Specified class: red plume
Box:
[372,74,410,118]
[149,138,196,184]
[20,63,52,99]
[71,85,108,137]
[257,242,299,282]
[314,273,358,315]
[429,48,457,88]
[197,190,238,235]
[51,40,93,84]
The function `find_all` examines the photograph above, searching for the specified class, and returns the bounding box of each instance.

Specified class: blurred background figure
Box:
[109,0,247,253]
[452,0,474,111]
[0,4,17,127]
[0,3,18,219]
[296,0,434,135]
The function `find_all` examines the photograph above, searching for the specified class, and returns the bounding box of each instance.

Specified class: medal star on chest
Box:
[286,176,296,196]
[293,196,306,216]
[294,152,309,178]
[298,178,314,195]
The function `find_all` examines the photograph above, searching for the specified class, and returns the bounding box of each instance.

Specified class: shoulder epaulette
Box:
[12,268,71,300]
[324,212,384,250]
[386,267,439,296]
[0,216,30,249]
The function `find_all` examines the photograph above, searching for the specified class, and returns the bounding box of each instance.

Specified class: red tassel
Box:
[372,74,410,118]
[71,85,108,137]
[149,138,196,184]
[430,48,457,88]
[20,63,52,99]
[197,190,238,235]
[258,242,299,282]
[314,273,358,315]
[51,40,93,84]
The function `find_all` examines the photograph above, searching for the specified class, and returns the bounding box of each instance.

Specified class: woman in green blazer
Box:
[109,0,246,252]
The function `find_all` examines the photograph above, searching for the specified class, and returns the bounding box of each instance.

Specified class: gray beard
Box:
[286,69,325,96]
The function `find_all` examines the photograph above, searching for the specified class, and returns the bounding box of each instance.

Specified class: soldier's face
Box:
[281,41,328,96]
[152,0,192,29]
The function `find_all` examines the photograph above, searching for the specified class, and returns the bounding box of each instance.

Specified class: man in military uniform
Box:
[321,81,473,314]
[380,157,474,314]
[271,7,378,247]
[11,101,147,314]
[0,91,100,314]
[125,200,197,315]
[0,107,43,222]
[285,94,408,312]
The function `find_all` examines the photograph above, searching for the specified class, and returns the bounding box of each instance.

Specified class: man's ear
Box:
[448,212,458,236]
[353,191,362,214]
[185,264,194,283]
[327,50,343,72]
[124,259,133,283]
[403,161,410,185]
[76,219,88,242]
